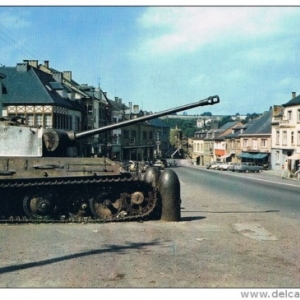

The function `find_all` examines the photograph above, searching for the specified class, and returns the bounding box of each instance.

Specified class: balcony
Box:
[279,119,294,127]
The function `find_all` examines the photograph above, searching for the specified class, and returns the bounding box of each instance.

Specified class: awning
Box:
[215,149,225,156]
[251,153,269,159]
[287,154,300,160]
[237,152,252,158]
[237,152,268,159]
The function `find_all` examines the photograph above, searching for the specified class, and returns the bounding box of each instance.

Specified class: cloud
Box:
[135,7,298,58]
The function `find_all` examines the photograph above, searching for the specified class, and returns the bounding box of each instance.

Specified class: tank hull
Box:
[0,158,178,223]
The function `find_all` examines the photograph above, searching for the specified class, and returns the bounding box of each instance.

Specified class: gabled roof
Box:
[240,109,272,135]
[107,98,128,111]
[0,65,82,111]
[282,95,300,107]
[219,121,238,130]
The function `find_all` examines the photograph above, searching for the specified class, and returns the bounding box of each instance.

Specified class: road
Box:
[178,160,300,220]
[1,161,300,289]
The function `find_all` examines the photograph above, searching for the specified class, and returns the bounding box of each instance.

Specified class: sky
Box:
[1,4,300,116]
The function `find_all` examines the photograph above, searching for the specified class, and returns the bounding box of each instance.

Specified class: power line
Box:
[0,23,43,60]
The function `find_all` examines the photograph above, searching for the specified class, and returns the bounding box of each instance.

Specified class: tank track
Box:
[0,175,161,224]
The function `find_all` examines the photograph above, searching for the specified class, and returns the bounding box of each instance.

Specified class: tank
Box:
[0,95,220,223]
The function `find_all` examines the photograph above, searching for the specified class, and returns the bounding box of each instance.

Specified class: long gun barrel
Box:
[75,95,220,140]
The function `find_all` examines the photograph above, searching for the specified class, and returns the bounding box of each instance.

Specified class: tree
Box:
[218,115,233,127]
[200,112,212,116]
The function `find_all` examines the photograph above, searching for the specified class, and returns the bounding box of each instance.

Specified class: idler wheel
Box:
[23,192,58,219]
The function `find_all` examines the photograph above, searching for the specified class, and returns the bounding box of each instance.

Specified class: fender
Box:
[158,169,181,221]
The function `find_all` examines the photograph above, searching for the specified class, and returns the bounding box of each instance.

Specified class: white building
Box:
[271,92,300,174]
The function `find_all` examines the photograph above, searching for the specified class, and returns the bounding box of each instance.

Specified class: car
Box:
[234,162,263,173]
[210,161,223,170]
[206,161,216,169]
[215,161,224,170]
[220,162,234,171]
[153,159,165,170]
[228,162,237,172]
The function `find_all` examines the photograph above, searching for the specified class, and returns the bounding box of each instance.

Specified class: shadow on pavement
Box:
[0,240,163,275]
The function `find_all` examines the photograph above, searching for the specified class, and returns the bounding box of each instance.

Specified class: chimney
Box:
[129,102,132,111]
[44,60,49,68]
[16,62,29,72]
[23,60,38,68]
[292,92,296,99]
[53,71,62,83]
[63,71,72,81]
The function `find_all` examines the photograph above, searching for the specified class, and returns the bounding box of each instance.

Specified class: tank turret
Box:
[0,95,220,223]
[0,95,219,157]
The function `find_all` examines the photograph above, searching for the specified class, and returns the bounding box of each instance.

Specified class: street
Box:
[0,160,300,289]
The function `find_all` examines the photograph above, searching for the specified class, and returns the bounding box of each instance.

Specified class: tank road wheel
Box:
[158,169,181,221]
[89,192,122,221]
[68,191,91,218]
[23,191,59,219]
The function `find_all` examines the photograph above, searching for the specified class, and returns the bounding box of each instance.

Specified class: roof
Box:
[219,121,238,130]
[0,65,82,111]
[240,109,272,135]
[282,95,300,107]
[107,98,128,111]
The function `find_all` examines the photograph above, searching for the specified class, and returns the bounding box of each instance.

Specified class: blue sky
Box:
[1,5,300,116]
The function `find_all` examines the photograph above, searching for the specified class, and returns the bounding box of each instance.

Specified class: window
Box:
[231,139,235,149]
[282,131,287,145]
[261,139,268,148]
[243,139,248,147]
[291,131,295,145]
[297,109,300,122]
[123,130,129,139]
[142,131,147,140]
[131,130,136,139]
[276,151,280,163]
[252,139,258,150]
[149,132,153,140]
[288,110,292,120]
[297,131,300,146]
[35,114,43,127]
[45,115,52,128]
[75,116,80,132]
[27,114,34,126]
[276,130,280,145]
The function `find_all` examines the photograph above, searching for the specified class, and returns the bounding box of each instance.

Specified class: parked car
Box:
[206,161,216,169]
[228,162,237,172]
[210,161,223,170]
[234,162,263,173]
[220,162,234,171]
